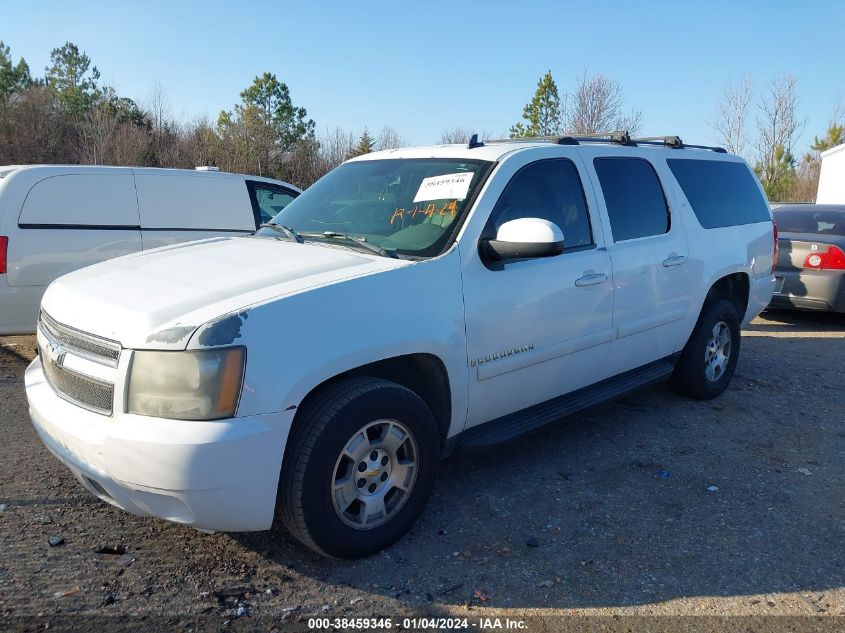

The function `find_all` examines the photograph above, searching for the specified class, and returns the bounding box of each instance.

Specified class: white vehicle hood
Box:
[41,236,408,349]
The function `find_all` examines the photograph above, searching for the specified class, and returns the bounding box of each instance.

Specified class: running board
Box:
[451,358,676,453]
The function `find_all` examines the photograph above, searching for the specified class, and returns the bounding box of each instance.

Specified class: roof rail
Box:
[475,131,727,153]
[629,136,727,153]
[484,130,632,147]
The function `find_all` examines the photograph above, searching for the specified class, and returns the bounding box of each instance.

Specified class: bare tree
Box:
[565,71,641,135]
[146,82,171,163]
[0,85,75,164]
[77,101,118,164]
[319,126,356,171]
[755,75,804,193]
[438,127,495,144]
[375,126,405,150]
[710,74,753,155]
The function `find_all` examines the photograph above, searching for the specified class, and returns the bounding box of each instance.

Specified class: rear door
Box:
[134,171,256,250]
[582,151,694,375]
[10,171,142,288]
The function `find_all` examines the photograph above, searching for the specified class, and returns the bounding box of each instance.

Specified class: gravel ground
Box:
[0,310,843,630]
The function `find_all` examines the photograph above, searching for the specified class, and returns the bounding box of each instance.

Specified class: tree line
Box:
[0,41,405,189]
[0,41,839,200]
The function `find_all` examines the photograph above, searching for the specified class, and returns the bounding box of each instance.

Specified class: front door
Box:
[460,154,614,429]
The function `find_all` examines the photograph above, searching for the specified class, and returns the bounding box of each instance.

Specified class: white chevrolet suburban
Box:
[0,165,300,335]
[25,133,776,559]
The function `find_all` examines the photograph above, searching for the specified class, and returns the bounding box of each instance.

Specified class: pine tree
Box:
[510,70,564,138]
[0,41,32,104]
[347,128,375,158]
[45,42,100,118]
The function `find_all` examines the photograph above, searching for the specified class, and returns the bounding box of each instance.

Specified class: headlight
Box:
[126,347,245,420]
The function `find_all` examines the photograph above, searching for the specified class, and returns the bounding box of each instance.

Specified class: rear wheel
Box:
[278,377,440,559]
[672,298,741,400]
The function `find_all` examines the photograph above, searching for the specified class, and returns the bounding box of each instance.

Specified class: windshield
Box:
[257,158,492,257]
[774,208,845,236]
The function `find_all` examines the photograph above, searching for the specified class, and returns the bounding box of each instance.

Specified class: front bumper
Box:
[25,357,295,532]
[770,268,845,313]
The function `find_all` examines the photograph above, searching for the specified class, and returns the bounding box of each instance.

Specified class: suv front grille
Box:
[37,312,121,415]
[39,312,120,365]
[41,356,115,414]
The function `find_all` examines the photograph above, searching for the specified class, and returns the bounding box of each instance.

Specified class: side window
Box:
[488,159,593,250]
[667,159,770,229]
[593,157,669,242]
[248,182,297,224]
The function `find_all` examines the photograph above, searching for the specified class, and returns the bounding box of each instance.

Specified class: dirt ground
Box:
[0,310,843,631]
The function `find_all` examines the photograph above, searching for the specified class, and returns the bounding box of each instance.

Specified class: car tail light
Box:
[803,245,845,270]
[0,236,7,274]
[771,221,778,274]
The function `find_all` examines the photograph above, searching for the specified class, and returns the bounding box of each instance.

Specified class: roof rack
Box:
[629,136,727,153]
[473,131,726,153]
[484,130,631,146]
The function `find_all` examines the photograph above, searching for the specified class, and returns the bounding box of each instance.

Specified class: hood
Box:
[41,236,407,349]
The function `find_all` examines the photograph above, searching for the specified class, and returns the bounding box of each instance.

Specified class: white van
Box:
[0,165,300,334]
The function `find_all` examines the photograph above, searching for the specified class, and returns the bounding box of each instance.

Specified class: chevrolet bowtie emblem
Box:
[43,339,66,367]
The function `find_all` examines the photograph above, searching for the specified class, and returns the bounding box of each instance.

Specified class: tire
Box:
[278,377,440,559]
[671,298,741,400]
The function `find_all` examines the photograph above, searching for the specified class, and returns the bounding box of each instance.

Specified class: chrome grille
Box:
[39,312,120,366]
[37,312,120,415]
[41,356,114,414]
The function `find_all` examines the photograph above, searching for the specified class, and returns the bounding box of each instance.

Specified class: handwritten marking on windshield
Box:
[390,200,458,225]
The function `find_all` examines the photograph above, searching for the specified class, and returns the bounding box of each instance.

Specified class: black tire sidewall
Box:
[681,299,741,399]
[296,384,439,559]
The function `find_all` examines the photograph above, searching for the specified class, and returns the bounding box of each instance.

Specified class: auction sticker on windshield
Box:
[413,172,473,202]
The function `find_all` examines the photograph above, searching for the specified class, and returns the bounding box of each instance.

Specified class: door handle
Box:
[575,273,608,287]
[662,255,687,267]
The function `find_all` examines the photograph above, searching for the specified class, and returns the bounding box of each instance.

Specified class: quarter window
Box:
[248,183,298,225]
[594,157,669,241]
[488,159,593,250]
[667,159,770,229]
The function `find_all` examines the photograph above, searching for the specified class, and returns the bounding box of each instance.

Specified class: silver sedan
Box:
[770,204,845,313]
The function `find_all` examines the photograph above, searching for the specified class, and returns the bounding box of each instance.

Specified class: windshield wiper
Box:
[298,231,397,258]
[258,222,302,243]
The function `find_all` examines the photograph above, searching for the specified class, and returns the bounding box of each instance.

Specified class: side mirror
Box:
[483,218,565,261]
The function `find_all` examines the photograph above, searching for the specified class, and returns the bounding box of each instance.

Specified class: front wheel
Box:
[672,298,741,400]
[278,377,440,558]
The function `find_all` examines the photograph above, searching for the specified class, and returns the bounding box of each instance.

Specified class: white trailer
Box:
[817,143,845,204]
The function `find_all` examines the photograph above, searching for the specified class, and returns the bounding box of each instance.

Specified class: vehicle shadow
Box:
[0,336,37,367]
[751,308,845,333]
[235,327,845,610]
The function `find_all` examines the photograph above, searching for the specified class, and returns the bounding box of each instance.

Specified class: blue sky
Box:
[3,0,841,154]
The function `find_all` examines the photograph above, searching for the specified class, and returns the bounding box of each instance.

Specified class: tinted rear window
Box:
[667,159,770,229]
[593,157,669,242]
[773,208,845,236]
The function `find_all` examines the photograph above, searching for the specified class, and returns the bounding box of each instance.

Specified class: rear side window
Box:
[488,158,593,250]
[19,174,139,226]
[773,208,845,236]
[667,159,770,229]
[593,157,669,242]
